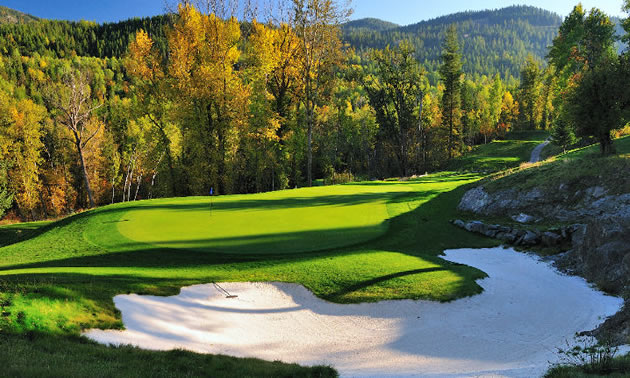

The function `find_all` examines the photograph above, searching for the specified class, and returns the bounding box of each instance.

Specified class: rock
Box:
[465,221,485,234]
[520,231,540,246]
[570,224,588,246]
[512,213,536,224]
[585,186,607,199]
[542,231,562,247]
[496,232,517,243]
[452,219,465,228]
[458,187,490,213]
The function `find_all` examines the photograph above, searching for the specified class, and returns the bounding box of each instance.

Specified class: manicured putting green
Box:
[117,183,413,254]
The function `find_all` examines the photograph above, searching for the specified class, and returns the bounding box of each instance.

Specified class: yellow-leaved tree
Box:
[0,90,46,218]
[168,4,249,194]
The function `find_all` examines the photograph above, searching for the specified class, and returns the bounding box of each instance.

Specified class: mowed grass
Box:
[116,184,397,255]
[0,136,548,375]
[449,131,548,173]
[0,173,499,335]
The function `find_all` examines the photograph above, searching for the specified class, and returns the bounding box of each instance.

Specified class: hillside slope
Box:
[0,6,38,24]
[343,5,562,83]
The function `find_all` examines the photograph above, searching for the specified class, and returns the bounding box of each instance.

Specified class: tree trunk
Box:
[307,102,313,187]
[76,141,95,208]
[600,133,616,155]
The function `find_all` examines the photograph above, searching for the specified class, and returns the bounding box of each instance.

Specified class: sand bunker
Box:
[84,247,625,377]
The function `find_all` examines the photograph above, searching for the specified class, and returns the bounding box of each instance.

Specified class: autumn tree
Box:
[125,30,178,196]
[0,90,47,218]
[292,0,351,186]
[0,161,13,218]
[45,70,103,208]
[168,4,248,194]
[498,91,519,136]
[439,25,463,160]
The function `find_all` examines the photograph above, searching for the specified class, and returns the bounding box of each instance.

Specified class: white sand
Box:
[84,247,625,377]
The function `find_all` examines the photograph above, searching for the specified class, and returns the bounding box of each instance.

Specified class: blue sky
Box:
[1,0,626,24]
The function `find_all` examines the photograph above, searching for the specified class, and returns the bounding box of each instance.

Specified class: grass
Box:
[0,136,546,376]
[448,131,548,173]
[545,353,630,377]
[482,135,630,196]
[0,172,500,375]
[0,332,336,378]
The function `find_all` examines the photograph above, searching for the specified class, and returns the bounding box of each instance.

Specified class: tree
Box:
[566,56,627,155]
[125,29,177,196]
[498,91,519,136]
[0,161,13,219]
[167,4,248,194]
[517,55,542,130]
[0,92,46,218]
[623,0,630,43]
[439,25,463,160]
[548,4,585,74]
[364,41,424,177]
[550,117,576,153]
[45,70,103,208]
[292,0,351,186]
[582,8,616,71]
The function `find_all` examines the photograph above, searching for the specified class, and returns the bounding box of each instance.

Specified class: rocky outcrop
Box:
[458,185,630,224]
[451,219,570,247]
[458,184,630,345]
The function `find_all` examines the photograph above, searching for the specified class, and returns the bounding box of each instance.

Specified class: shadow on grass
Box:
[0,182,496,301]
[323,267,448,302]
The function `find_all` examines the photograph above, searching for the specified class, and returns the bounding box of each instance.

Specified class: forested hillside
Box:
[0,6,38,24]
[343,6,563,84]
[0,15,171,58]
[0,1,627,222]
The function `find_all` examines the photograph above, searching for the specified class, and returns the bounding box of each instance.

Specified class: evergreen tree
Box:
[439,25,463,160]
[550,118,576,153]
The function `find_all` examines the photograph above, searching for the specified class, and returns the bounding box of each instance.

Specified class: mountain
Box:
[0,15,170,58]
[342,18,399,32]
[0,6,38,24]
[342,6,563,85]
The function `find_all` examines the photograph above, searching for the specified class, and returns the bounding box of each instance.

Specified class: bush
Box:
[547,336,622,376]
[324,170,355,185]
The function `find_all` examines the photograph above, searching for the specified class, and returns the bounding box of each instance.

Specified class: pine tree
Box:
[550,118,576,154]
[439,25,463,160]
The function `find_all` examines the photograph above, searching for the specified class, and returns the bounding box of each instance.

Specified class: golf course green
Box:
[0,136,543,376]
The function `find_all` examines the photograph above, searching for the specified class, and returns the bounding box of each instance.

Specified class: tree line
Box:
[1,0,593,221]
[512,2,630,155]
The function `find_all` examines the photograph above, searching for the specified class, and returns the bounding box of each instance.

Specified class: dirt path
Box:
[84,247,624,377]
[530,139,550,163]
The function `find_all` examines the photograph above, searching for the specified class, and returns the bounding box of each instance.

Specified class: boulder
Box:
[452,219,466,228]
[458,187,490,213]
[541,231,562,247]
[518,231,540,246]
[512,213,536,224]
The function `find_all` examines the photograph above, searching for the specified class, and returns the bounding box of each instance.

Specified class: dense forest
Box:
[0,0,628,221]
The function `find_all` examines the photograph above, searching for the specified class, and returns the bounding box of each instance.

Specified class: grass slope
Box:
[484,135,630,195]
[448,131,548,173]
[0,137,543,375]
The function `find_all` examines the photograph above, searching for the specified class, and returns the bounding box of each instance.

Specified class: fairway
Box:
[117,184,399,255]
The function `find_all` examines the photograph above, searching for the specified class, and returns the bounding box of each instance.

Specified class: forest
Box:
[0,0,628,221]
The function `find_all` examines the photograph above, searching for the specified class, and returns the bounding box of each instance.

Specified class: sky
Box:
[1,0,627,25]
